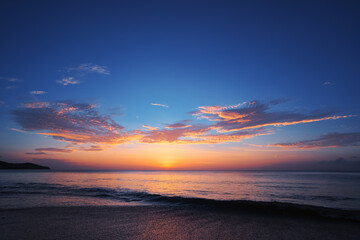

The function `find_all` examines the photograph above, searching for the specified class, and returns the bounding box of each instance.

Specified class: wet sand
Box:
[1,205,359,240]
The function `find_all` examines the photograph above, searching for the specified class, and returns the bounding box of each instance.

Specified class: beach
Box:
[1,205,359,240]
[1,171,360,239]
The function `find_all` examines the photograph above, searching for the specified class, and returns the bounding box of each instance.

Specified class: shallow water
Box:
[0,170,359,210]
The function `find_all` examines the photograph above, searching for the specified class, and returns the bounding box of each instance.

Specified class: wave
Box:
[1,182,359,221]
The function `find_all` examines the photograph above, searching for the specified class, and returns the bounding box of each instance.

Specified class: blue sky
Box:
[0,0,359,169]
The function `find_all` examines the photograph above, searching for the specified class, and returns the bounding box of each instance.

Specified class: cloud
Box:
[151,103,169,108]
[21,102,50,108]
[56,77,79,86]
[271,132,360,149]
[12,100,129,144]
[27,145,104,154]
[11,99,352,147]
[0,77,21,90]
[139,124,208,143]
[196,129,271,144]
[57,63,110,86]
[30,90,47,95]
[67,63,110,75]
[195,102,246,114]
[5,85,17,89]
[0,100,4,106]
[193,100,351,133]
[165,123,192,129]
[0,77,21,82]
[35,147,73,153]
[25,152,47,155]
[323,81,334,86]
[142,125,159,131]
[11,128,33,134]
[138,124,270,144]
[82,145,104,151]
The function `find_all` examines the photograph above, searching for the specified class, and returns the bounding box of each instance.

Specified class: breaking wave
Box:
[1,182,359,221]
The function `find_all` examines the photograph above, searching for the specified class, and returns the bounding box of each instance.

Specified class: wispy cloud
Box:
[57,63,110,86]
[27,145,104,155]
[0,77,21,90]
[11,128,33,134]
[25,152,47,155]
[34,148,73,153]
[139,125,269,144]
[142,125,159,131]
[138,100,351,144]
[5,86,17,89]
[56,77,79,86]
[11,100,352,147]
[151,103,168,108]
[0,77,21,82]
[12,101,129,144]
[30,90,47,95]
[193,102,246,116]
[323,81,334,86]
[21,102,50,108]
[82,145,104,151]
[67,63,110,75]
[165,123,192,129]
[192,100,351,133]
[271,132,360,149]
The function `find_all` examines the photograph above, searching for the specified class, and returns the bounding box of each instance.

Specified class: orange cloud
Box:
[22,102,49,108]
[11,100,353,151]
[193,100,353,133]
[215,115,351,133]
[142,125,159,131]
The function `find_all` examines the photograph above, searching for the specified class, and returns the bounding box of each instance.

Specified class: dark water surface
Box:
[0,170,359,210]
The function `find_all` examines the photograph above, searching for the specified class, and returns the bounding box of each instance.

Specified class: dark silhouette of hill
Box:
[0,160,50,169]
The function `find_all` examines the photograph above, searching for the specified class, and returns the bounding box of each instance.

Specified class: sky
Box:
[0,0,360,170]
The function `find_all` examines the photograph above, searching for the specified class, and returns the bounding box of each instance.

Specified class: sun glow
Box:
[157,156,177,169]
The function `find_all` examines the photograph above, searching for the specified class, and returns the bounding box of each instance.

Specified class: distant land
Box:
[0,161,50,170]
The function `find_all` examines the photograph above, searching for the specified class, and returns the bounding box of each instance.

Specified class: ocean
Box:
[0,170,359,210]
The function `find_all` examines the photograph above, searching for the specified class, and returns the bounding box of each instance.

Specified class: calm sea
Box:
[0,171,359,210]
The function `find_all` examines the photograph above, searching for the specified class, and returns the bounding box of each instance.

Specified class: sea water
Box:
[0,170,359,210]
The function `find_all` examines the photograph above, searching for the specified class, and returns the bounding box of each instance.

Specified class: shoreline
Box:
[1,205,360,240]
[1,196,360,221]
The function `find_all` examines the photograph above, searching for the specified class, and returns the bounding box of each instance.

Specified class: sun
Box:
[157,156,177,169]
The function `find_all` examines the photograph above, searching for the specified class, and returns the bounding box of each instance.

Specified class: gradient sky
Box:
[0,0,360,170]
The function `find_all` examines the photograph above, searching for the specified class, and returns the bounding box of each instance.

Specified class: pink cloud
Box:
[142,125,159,131]
[270,132,360,149]
[11,100,352,148]
[193,101,351,133]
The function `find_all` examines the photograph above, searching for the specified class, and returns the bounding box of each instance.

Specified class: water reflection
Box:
[0,170,359,209]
